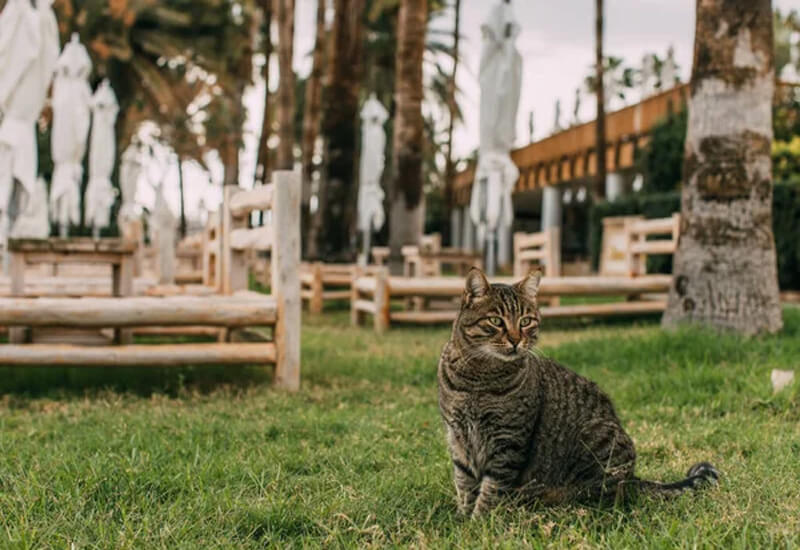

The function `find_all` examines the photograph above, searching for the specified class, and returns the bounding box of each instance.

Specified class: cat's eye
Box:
[520,317,534,328]
[488,316,504,327]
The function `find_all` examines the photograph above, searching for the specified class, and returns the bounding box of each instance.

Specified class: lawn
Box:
[1,308,799,548]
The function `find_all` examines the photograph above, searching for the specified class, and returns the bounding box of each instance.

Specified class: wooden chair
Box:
[624,214,680,277]
[202,211,222,291]
[513,227,561,278]
[0,170,302,391]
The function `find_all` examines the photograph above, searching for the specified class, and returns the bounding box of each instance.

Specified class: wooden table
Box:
[8,238,137,344]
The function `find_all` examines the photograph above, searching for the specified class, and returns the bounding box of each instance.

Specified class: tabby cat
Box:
[437,268,718,517]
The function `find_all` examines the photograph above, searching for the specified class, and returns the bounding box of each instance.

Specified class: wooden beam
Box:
[0,296,278,327]
[540,300,665,318]
[0,343,276,366]
[230,226,273,252]
[228,184,274,217]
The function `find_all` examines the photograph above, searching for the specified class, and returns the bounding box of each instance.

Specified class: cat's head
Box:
[452,267,542,363]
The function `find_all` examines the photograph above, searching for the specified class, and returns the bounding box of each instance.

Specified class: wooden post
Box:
[309,262,324,314]
[547,227,561,306]
[9,251,26,343]
[271,170,301,391]
[221,186,248,295]
[374,267,390,333]
[350,265,363,326]
[114,255,135,344]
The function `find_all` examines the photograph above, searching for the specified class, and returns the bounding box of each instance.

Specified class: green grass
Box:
[1,309,800,548]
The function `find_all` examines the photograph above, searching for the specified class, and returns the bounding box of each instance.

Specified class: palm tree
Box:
[53,0,254,170]
[388,0,427,273]
[663,0,782,334]
[594,0,606,201]
[442,0,461,247]
[307,0,366,260]
[276,0,296,170]
[255,0,274,186]
[301,0,327,245]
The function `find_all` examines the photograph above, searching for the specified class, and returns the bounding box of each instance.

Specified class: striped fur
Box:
[438,269,718,516]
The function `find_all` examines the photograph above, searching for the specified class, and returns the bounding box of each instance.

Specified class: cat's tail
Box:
[634,461,720,498]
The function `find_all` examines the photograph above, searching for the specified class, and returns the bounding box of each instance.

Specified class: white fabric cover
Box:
[50,33,92,229]
[471,1,522,237]
[661,47,679,89]
[86,79,118,231]
[150,185,176,284]
[357,94,388,233]
[0,0,59,211]
[10,177,49,239]
[469,151,518,246]
[118,144,143,225]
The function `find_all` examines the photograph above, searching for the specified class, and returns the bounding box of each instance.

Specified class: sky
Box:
[141,0,800,220]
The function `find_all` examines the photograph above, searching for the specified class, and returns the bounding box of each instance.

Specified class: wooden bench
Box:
[175,232,204,284]
[514,227,562,306]
[513,227,561,278]
[301,263,357,314]
[351,270,671,332]
[625,214,680,277]
[0,170,302,391]
[600,214,680,277]
[202,211,222,291]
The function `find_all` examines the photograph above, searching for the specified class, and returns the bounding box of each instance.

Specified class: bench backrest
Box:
[600,214,680,277]
[624,213,680,277]
[513,227,561,278]
[220,171,301,295]
[401,233,442,277]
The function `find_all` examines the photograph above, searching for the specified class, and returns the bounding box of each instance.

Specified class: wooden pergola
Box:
[452,81,798,206]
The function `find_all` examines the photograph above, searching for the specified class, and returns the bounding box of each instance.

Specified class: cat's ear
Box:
[515,269,542,299]
[464,267,490,303]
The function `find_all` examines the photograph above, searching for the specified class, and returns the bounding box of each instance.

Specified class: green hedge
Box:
[588,180,800,290]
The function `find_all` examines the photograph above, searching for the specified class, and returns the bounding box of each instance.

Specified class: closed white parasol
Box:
[118,143,143,225]
[150,184,177,285]
[86,79,119,239]
[470,0,522,275]
[50,33,92,237]
[0,0,58,263]
[357,94,389,265]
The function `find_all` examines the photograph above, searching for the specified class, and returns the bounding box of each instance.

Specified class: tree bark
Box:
[276,0,296,170]
[307,0,365,260]
[594,0,606,200]
[442,0,461,247]
[301,0,327,252]
[662,0,782,334]
[255,0,273,186]
[387,0,427,274]
[222,126,240,187]
[178,158,187,238]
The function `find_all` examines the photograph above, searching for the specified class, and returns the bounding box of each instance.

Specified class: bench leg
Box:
[9,252,27,343]
[113,259,134,345]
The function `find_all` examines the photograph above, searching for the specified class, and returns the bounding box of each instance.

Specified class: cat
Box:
[437,268,718,517]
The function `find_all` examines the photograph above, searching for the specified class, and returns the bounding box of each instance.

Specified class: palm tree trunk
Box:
[307,0,365,260]
[442,0,461,247]
[178,157,187,238]
[255,0,273,186]
[222,126,240,187]
[594,0,606,200]
[276,0,296,170]
[388,0,427,274]
[301,0,327,251]
[662,0,782,334]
